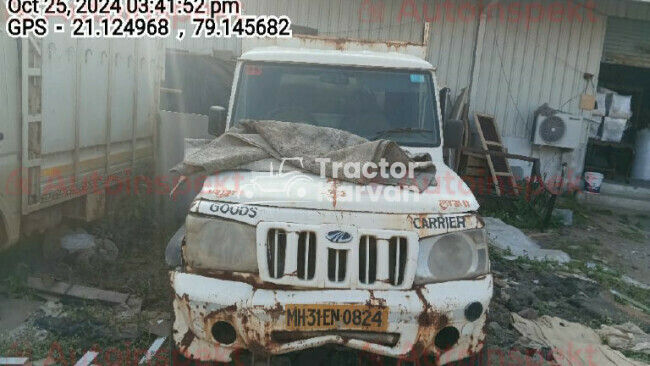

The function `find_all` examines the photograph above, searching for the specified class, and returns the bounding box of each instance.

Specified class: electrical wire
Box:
[492,35,531,137]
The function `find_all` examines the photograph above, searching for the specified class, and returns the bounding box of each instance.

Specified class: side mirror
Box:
[439,87,451,122]
[208,106,227,137]
[444,119,465,149]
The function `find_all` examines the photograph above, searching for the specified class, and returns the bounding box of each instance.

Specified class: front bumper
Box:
[171,272,492,363]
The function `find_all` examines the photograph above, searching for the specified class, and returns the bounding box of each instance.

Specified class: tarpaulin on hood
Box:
[171,121,436,191]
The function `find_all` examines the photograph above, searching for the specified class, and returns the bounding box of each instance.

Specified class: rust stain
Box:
[207,189,236,198]
[297,34,423,50]
[326,178,341,208]
[179,330,196,350]
[365,290,386,307]
[476,214,485,228]
[266,300,284,322]
[185,268,297,290]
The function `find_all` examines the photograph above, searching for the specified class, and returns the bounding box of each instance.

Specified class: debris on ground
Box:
[145,313,171,337]
[33,316,109,340]
[610,289,650,313]
[43,228,120,271]
[484,217,571,263]
[74,238,119,270]
[60,231,96,253]
[552,208,574,227]
[27,277,135,306]
[511,313,649,366]
[624,276,650,291]
[598,323,650,355]
[0,295,43,332]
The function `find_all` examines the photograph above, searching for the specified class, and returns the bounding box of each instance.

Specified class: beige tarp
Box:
[598,323,650,355]
[511,313,648,366]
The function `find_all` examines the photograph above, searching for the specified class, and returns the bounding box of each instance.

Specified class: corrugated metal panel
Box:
[600,0,650,21]
[426,0,479,97]
[164,0,426,54]
[603,17,650,68]
[469,10,608,139]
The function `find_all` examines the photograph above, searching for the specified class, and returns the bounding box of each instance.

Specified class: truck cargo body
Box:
[0,21,163,250]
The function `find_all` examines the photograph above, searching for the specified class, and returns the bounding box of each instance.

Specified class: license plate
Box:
[284,304,389,331]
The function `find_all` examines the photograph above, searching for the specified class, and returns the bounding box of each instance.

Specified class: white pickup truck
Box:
[169,36,492,365]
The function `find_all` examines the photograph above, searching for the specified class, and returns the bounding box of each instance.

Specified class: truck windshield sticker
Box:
[209,203,258,218]
[410,74,425,83]
[245,65,262,75]
[412,216,466,230]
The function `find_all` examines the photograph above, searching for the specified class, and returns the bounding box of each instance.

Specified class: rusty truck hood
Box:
[195,163,478,214]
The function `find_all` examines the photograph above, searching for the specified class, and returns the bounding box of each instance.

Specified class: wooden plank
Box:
[464,152,488,159]
[467,156,487,165]
[27,277,129,304]
[467,163,488,169]
[465,167,488,176]
[475,114,504,144]
[67,285,129,304]
[472,114,519,196]
[473,113,501,196]
[462,147,539,163]
[27,277,72,295]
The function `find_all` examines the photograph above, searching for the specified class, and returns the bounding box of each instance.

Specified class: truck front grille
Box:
[358,236,377,285]
[266,229,287,279]
[389,237,408,286]
[297,232,316,280]
[327,249,348,283]
[258,223,417,290]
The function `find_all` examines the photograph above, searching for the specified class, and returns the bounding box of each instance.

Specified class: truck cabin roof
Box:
[239,47,436,71]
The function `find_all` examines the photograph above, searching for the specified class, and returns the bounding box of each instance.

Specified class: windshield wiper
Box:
[371,128,435,141]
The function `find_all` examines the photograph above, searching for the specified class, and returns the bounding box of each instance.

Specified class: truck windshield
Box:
[231,62,441,147]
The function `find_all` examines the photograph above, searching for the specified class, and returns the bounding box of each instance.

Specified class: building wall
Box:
[164,0,478,95]
[165,0,650,180]
[467,0,650,179]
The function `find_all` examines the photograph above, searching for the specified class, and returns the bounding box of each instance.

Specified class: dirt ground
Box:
[0,193,176,364]
[0,195,649,366]
[484,200,650,366]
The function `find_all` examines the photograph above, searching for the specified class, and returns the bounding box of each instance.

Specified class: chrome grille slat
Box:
[258,223,417,290]
[394,238,400,286]
[359,235,377,285]
[365,236,370,284]
[273,230,279,278]
[266,229,287,279]
[304,232,310,278]
[335,250,339,282]
[297,232,316,280]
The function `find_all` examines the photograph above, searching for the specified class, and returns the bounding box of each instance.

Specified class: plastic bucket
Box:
[584,172,604,194]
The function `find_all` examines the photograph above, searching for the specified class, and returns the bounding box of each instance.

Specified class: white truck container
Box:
[0,16,163,250]
[169,36,491,365]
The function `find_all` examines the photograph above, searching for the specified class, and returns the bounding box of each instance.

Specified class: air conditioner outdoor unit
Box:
[532,113,582,149]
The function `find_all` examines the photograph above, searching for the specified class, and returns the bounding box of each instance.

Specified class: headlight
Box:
[415,229,490,284]
[184,214,258,272]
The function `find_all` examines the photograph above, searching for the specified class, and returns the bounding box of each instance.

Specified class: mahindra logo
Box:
[326,230,353,243]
